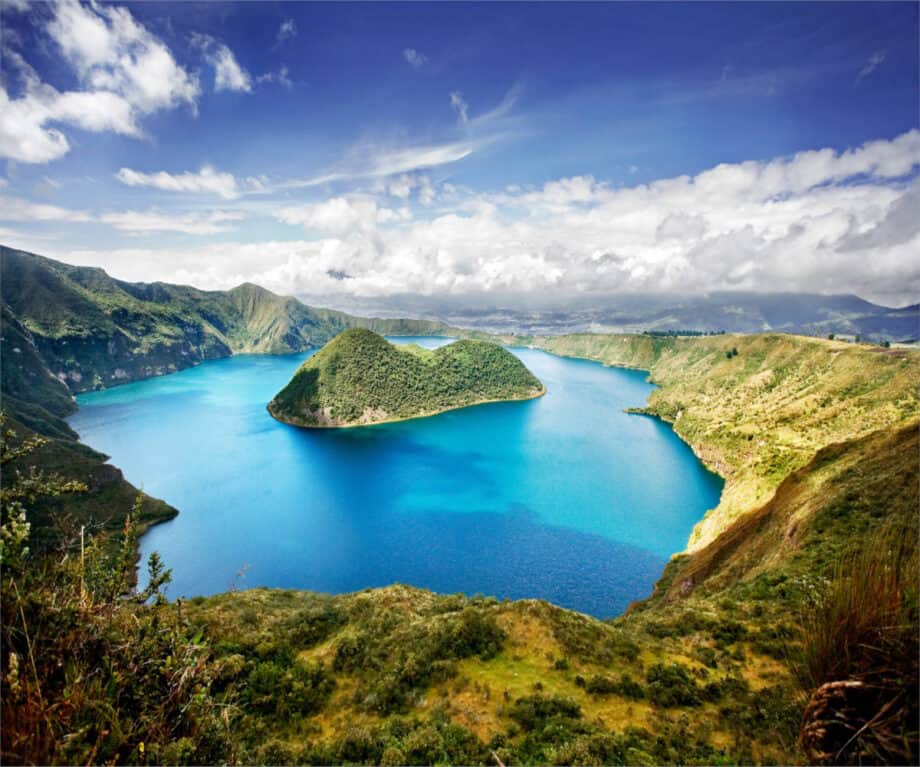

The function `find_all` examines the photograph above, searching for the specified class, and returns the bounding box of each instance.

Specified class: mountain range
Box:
[0,246,457,439]
[308,291,919,340]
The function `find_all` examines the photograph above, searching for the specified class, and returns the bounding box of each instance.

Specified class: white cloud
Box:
[0,0,198,164]
[100,209,244,235]
[277,196,403,237]
[369,141,473,177]
[265,140,474,192]
[387,175,415,199]
[1,0,30,13]
[48,0,199,113]
[450,91,469,125]
[256,66,292,89]
[192,33,252,93]
[40,131,920,306]
[856,50,886,83]
[277,19,297,45]
[0,194,93,223]
[403,48,427,69]
[116,165,241,199]
[0,192,243,235]
[113,140,472,202]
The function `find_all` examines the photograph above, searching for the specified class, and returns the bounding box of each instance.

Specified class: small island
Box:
[268,328,545,427]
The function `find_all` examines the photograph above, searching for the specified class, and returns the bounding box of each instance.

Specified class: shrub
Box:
[585,674,618,696]
[646,663,702,707]
[510,694,583,731]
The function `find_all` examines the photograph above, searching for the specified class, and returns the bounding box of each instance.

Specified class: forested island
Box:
[268,328,545,427]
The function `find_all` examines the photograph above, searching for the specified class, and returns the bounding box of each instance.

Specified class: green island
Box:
[268,328,545,428]
[1,249,917,765]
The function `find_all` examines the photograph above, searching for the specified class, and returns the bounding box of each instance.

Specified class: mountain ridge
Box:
[0,245,466,436]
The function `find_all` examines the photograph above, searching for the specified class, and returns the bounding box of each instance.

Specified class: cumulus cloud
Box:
[403,48,427,68]
[277,196,405,238]
[0,0,198,163]
[192,33,252,93]
[38,131,920,306]
[116,165,243,198]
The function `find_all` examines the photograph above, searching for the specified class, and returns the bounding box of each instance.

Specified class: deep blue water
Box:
[69,338,723,618]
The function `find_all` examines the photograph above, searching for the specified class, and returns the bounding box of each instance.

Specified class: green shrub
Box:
[645,663,702,707]
[510,694,583,731]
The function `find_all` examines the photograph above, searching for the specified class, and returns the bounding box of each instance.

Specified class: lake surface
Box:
[69,339,723,618]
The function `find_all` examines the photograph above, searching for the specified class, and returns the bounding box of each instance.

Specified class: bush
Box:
[646,663,702,707]
[510,694,583,731]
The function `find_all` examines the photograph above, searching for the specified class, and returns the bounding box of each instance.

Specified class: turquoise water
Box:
[69,338,722,618]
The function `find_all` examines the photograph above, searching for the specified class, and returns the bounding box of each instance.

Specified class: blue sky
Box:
[1,1,918,304]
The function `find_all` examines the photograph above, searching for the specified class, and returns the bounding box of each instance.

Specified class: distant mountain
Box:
[0,246,458,437]
[268,328,543,427]
[310,291,918,341]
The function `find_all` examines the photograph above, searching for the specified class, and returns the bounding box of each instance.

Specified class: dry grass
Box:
[797,522,919,764]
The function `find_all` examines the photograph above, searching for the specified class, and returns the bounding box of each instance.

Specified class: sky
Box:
[1,1,918,307]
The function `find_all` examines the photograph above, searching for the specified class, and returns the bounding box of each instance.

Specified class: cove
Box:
[68,339,723,618]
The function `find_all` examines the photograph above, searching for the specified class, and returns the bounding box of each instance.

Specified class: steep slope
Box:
[0,246,460,400]
[533,332,920,550]
[269,328,544,427]
[1,415,177,554]
[647,421,919,602]
[0,304,77,439]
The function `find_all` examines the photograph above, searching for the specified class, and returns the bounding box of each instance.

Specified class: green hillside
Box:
[532,332,920,550]
[0,246,460,403]
[269,329,544,427]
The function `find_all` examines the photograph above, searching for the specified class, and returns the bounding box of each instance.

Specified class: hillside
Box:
[531,332,920,550]
[0,246,460,410]
[269,329,544,427]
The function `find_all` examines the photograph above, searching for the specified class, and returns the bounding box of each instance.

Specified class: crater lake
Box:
[68,339,723,617]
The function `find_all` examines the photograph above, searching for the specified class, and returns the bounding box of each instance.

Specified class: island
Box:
[267,328,545,427]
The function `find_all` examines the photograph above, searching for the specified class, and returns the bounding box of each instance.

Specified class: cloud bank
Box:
[50,130,920,306]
